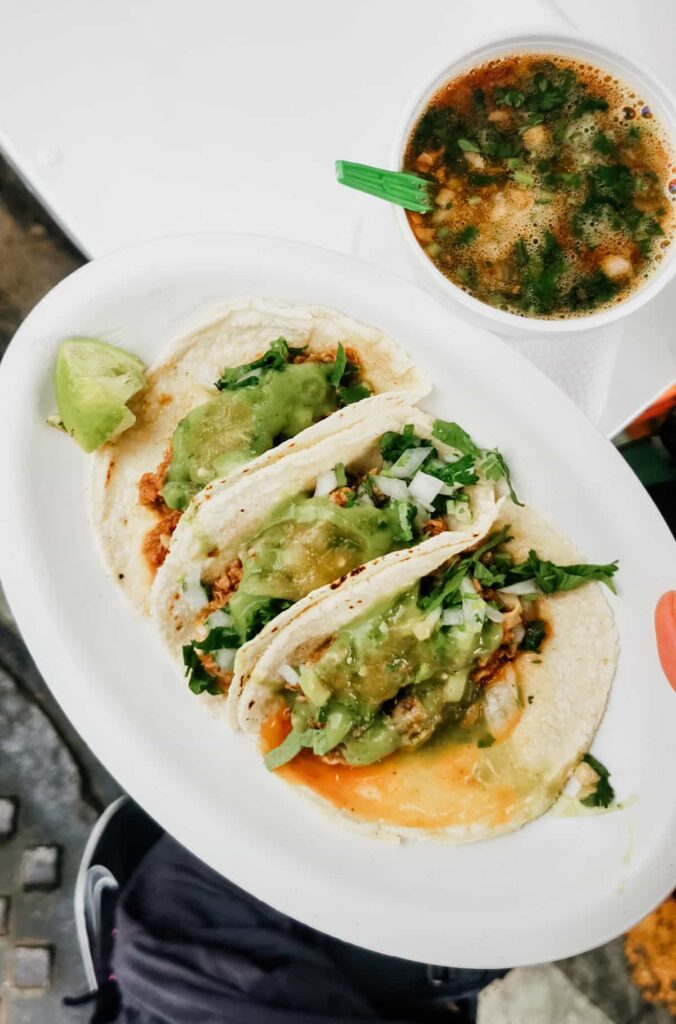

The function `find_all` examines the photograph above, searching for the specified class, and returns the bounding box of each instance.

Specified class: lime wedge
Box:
[55,337,147,453]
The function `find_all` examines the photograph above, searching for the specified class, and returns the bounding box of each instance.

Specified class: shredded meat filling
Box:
[141,509,182,571]
[198,559,244,623]
[139,445,182,571]
[291,345,362,371]
[329,487,355,507]
[139,445,173,510]
[423,518,447,537]
[197,656,233,693]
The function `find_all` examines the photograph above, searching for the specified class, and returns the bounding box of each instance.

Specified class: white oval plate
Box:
[0,234,674,968]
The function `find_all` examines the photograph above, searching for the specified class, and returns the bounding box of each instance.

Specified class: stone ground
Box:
[0,154,673,1023]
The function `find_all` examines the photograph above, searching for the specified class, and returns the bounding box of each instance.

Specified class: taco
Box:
[91,297,429,612]
[234,502,619,841]
[150,394,514,712]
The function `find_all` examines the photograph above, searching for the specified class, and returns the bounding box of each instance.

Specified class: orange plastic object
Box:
[655,592,676,692]
[623,386,676,441]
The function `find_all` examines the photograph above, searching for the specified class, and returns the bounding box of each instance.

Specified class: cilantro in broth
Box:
[403,52,673,319]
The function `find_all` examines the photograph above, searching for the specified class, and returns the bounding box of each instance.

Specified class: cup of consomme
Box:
[392,33,676,334]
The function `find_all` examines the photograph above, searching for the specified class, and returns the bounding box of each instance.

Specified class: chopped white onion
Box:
[484,604,504,624]
[412,606,442,641]
[441,449,463,463]
[460,577,477,597]
[413,500,429,525]
[396,500,413,536]
[443,670,467,702]
[389,446,433,479]
[483,666,520,738]
[440,482,462,497]
[237,367,264,386]
[279,663,300,687]
[446,497,473,524]
[213,648,236,671]
[314,469,338,497]
[181,567,207,610]
[498,579,539,596]
[408,471,444,510]
[512,624,525,648]
[372,474,409,501]
[441,607,464,627]
[463,596,486,630]
[206,608,232,629]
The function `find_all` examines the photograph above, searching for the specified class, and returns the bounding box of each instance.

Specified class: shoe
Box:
[65,797,162,1021]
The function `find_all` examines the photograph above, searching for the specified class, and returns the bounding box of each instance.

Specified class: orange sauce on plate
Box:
[261,710,522,831]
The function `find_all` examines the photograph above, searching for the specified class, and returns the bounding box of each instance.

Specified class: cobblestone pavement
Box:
[0,153,673,1023]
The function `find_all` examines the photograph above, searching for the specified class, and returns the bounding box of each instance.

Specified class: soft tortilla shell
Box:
[90,297,429,612]
[235,502,618,842]
[150,393,499,719]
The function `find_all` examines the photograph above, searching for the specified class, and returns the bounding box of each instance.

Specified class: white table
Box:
[1,0,674,436]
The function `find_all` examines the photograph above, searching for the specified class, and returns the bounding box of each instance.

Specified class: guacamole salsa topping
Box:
[138,338,372,568]
[263,527,618,770]
[181,420,515,695]
[161,339,370,512]
[404,55,675,318]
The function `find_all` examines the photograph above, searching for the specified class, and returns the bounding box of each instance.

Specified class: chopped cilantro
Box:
[507,551,619,594]
[478,735,495,748]
[458,138,481,153]
[468,171,506,186]
[327,342,347,387]
[592,131,617,157]
[455,225,479,246]
[521,111,545,131]
[565,270,619,310]
[380,424,424,463]
[338,383,371,405]
[579,753,615,808]
[519,231,566,315]
[586,163,634,209]
[494,87,525,108]
[521,619,546,652]
[558,172,582,188]
[326,342,372,404]
[573,96,609,118]
[480,449,522,506]
[391,499,417,543]
[241,597,294,641]
[432,419,481,457]
[216,337,300,390]
[525,68,575,112]
[182,624,240,695]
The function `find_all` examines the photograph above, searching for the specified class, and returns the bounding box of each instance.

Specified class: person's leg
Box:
[71,801,505,1023]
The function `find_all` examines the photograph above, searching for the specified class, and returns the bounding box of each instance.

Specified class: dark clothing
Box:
[112,835,503,1023]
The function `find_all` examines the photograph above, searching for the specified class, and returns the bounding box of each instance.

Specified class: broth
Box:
[403,55,675,319]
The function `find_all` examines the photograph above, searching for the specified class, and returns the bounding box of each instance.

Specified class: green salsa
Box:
[291,585,503,767]
[227,493,409,640]
[404,55,675,318]
[164,363,339,509]
[162,339,370,509]
[262,526,619,768]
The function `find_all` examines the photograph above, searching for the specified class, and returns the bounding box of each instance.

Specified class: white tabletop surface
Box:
[1,0,674,436]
